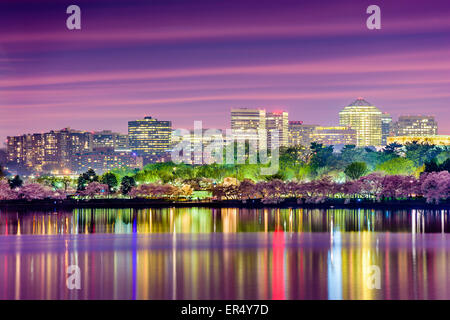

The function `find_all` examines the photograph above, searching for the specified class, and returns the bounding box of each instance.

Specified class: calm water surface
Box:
[0,207,449,299]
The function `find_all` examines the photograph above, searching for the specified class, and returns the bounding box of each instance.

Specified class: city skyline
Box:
[4,102,444,175]
[0,0,449,143]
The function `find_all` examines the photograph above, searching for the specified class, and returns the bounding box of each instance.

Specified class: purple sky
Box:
[0,0,449,143]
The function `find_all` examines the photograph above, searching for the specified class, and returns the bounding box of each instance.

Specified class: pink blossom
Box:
[129,183,177,198]
[80,182,110,199]
[421,171,450,204]
[0,179,17,200]
[17,183,55,201]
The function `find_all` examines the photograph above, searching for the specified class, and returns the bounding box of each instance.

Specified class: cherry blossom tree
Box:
[129,183,179,199]
[421,171,450,204]
[16,183,54,201]
[0,179,17,200]
[341,180,361,199]
[358,173,384,200]
[379,175,405,199]
[238,179,257,200]
[80,182,110,199]
[380,175,418,199]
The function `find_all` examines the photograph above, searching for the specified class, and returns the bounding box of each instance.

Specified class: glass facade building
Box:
[266,111,289,148]
[311,126,357,146]
[231,108,267,148]
[339,98,382,147]
[391,115,438,137]
[288,121,317,147]
[128,116,172,161]
[93,130,129,151]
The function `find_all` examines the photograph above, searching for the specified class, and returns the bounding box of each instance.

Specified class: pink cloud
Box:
[1,48,449,89]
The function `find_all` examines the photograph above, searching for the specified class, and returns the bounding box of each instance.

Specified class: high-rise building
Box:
[93,130,129,151]
[128,116,172,162]
[288,121,317,147]
[266,111,289,148]
[311,126,357,146]
[391,115,438,137]
[339,98,382,147]
[381,113,392,146]
[71,147,143,174]
[171,129,224,164]
[231,108,266,148]
[7,135,29,168]
[7,128,93,173]
[116,134,129,150]
[59,128,93,166]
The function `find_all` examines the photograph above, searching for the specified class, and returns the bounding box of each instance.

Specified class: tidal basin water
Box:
[1,207,450,299]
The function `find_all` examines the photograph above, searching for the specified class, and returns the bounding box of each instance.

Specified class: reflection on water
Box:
[1,207,449,235]
[0,208,450,300]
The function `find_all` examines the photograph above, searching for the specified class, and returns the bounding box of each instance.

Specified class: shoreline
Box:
[0,198,449,210]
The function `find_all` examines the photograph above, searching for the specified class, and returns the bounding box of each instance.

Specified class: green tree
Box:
[36,176,72,191]
[173,164,196,180]
[77,169,98,191]
[9,175,23,189]
[404,142,440,167]
[436,150,450,164]
[134,169,159,184]
[383,143,403,156]
[339,145,364,166]
[60,176,72,192]
[424,159,439,173]
[309,143,335,171]
[440,158,450,172]
[194,164,227,181]
[120,176,136,195]
[0,166,5,179]
[296,165,312,181]
[101,172,118,192]
[344,162,368,180]
[111,167,140,182]
[279,146,311,167]
[264,172,285,181]
[376,157,416,175]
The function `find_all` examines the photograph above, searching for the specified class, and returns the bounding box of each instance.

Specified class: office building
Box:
[71,148,143,174]
[128,116,172,162]
[93,130,129,151]
[311,126,357,146]
[171,129,225,164]
[339,98,382,147]
[381,113,392,146]
[288,121,317,147]
[7,128,93,173]
[266,111,289,149]
[231,108,267,148]
[391,115,438,137]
